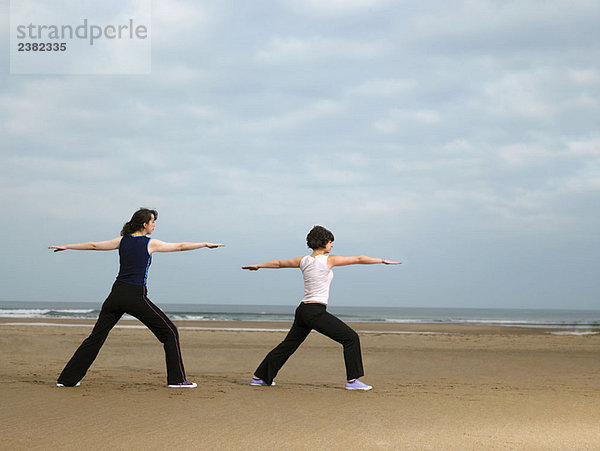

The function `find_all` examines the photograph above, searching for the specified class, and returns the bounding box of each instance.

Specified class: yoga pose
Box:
[242,225,401,390]
[50,208,224,388]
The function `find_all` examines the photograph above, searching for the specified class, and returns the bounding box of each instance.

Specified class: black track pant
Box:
[57,281,187,386]
[254,302,364,385]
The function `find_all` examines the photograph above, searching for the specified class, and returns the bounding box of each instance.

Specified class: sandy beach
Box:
[1,318,599,450]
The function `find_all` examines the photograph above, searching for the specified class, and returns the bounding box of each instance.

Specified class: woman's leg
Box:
[254,304,311,385]
[57,291,123,386]
[304,308,364,381]
[125,288,187,385]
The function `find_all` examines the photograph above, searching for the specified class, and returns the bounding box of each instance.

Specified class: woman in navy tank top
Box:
[242,225,401,391]
[50,208,224,388]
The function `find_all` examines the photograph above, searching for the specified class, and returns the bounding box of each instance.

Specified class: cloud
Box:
[408,1,600,55]
[255,36,391,63]
[568,68,600,85]
[8,155,123,181]
[285,0,391,17]
[373,108,442,133]
[496,144,556,167]
[346,78,418,97]
[566,139,600,157]
[239,98,346,132]
[1,0,598,307]
[471,69,558,120]
[152,0,212,36]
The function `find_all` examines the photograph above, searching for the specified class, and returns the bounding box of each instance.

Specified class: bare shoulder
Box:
[147,238,166,253]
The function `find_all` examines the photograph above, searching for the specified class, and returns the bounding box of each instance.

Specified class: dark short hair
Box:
[306,225,334,250]
[121,208,158,236]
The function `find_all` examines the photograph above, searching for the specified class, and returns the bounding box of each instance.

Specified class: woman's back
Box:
[116,235,152,286]
[300,254,333,304]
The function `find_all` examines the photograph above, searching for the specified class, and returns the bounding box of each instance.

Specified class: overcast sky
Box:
[1,0,599,309]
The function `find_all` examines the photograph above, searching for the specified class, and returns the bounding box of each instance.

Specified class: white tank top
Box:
[300,254,334,305]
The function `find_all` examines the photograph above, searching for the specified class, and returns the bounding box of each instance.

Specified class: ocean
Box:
[1,301,599,330]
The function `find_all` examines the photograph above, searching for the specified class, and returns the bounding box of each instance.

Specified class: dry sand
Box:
[1,318,599,449]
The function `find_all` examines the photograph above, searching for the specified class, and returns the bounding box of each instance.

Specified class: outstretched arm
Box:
[242,256,303,271]
[148,240,225,253]
[48,237,122,252]
[327,255,402,268]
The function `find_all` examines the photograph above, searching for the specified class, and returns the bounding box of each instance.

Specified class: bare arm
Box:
[148,240,225,254]
[48,237,122,252]
[327,255,402,268]
[242,256,303,271]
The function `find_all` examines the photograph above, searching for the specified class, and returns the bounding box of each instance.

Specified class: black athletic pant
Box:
[57,281,187,386]
[254,302,364,385]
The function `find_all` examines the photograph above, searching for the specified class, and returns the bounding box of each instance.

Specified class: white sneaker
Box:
[56,382,80,387]
[345,379,372,391]
[168,380,197,388]
[250,377,276,386]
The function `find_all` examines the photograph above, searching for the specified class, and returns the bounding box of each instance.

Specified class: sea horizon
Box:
[1,300,599,329]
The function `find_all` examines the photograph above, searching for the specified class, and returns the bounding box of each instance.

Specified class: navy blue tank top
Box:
[116,235,152,286]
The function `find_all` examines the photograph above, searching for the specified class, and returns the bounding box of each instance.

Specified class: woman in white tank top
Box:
[242,225,401,390]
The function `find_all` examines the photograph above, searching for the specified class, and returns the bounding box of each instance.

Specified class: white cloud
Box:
[496,144,556,167]
[559,168,600,194]
[346,78,417,97]
[255,36,390,63]
[0,79,104,146]
[285,0,391,17]
[568,68,600,85]
[373,108,442,133]
[409,0,599,54]
[8,156,123,180]
[152,0,211,31]
[440,139,475,154]
[566,139,600,157]
[414,111,441,124]
[240,98,346,132]
[154,63,206,84]
[475,69,558,119]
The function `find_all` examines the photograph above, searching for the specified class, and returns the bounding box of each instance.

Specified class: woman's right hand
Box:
[48,245,67,252]
[242,265,260,271]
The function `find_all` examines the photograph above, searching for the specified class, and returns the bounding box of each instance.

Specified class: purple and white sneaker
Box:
[168,380,197,388]
[345,379,372,391]
[250,377,276,386]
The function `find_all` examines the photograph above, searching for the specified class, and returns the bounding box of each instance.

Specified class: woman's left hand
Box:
[205,243,225,249]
